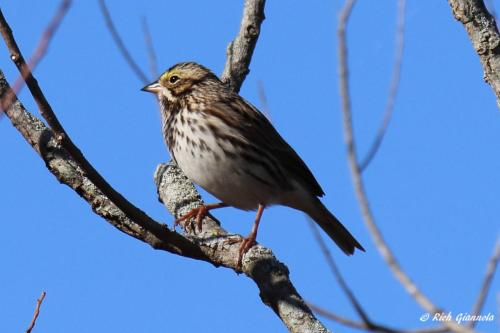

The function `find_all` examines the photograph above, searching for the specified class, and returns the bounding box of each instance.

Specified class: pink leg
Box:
[174,202,228,232]
[238,204,265,269]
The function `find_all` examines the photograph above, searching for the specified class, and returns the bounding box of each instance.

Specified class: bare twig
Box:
[221,0,266,92]
[25,291,46,333]
[98,0,149,84]
[1,0,329,331]
[0,70,328,333]
[152,0,326,329]
[0,6,70,135]
[0,73,206,257]
[337,0,435,312]
[469,237,500,326]
[153,0,327,329]
[141,17,158,79]
[485,0,498,21]
[448,0,500,109]
[0,0,71,114]
[309,221,449,333]
[309,303,368,330]
[359,0,406,172]
[308,220,370,323]
[257,80,271,120]
[0,7,184,254]
[310,303,449,333]
[337,2,474,333]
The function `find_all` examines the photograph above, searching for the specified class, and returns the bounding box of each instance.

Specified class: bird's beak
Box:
[141,81,162,94]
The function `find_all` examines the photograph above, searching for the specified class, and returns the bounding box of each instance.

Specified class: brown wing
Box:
[210,95,325,197]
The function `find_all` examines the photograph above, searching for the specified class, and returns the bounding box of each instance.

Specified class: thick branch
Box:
[155,163,330,333]
[1,0,328,331]
[448,0,500,108]
[0,8,177,252]
[151,0,328,331]
[221,0,266,92]
[0,72,328,332]
[0,72,205,259]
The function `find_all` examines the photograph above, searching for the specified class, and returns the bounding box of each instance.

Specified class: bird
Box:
[142,62,364,266]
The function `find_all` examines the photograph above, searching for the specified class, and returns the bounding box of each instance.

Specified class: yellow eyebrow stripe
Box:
[160,71,170,82]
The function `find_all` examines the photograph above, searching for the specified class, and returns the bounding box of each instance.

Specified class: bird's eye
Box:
[169,75,179,84]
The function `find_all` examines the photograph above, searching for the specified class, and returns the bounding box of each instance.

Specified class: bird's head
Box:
[141,62,219,102]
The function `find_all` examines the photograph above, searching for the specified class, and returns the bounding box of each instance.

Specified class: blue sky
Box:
[1,1,499,332]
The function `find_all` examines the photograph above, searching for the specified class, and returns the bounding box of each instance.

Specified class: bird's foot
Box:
[173,202,227,233]
[237,233,257,270]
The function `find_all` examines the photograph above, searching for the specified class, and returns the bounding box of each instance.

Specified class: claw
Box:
[173,203,227,233]
[237,235,257,270]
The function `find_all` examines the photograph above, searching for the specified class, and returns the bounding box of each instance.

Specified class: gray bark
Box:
[0,0,331,331]
[449,0,500,108]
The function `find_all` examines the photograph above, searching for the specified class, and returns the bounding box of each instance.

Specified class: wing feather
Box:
[206,94,325,197]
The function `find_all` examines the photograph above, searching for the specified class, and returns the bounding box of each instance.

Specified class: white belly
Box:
[170,112,279,210]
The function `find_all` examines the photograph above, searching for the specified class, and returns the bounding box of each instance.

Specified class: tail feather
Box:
[308,199,364,255]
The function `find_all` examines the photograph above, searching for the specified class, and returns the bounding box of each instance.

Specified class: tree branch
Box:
[338,0,436,313]
[149,0,327,330]
[155,163,330,333]
[359,0,406,172]
[0,7,181,255]
[98,0,149,84]
[0,72,328,332]
[221,0,266,92]
[141,17,158,79]
[309,303,449,333]
[485,0,498,20]
[0,73,206,259]
[0,0,71,114]
[257,80,271,119]
[469,237,500,326]
[0,0,330,330]
[25,291,46,333]
[308,221,451,333]
[149,0,328,330]
[308,221,371,324]
[448,0,500,109]
[337,2,474,333]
